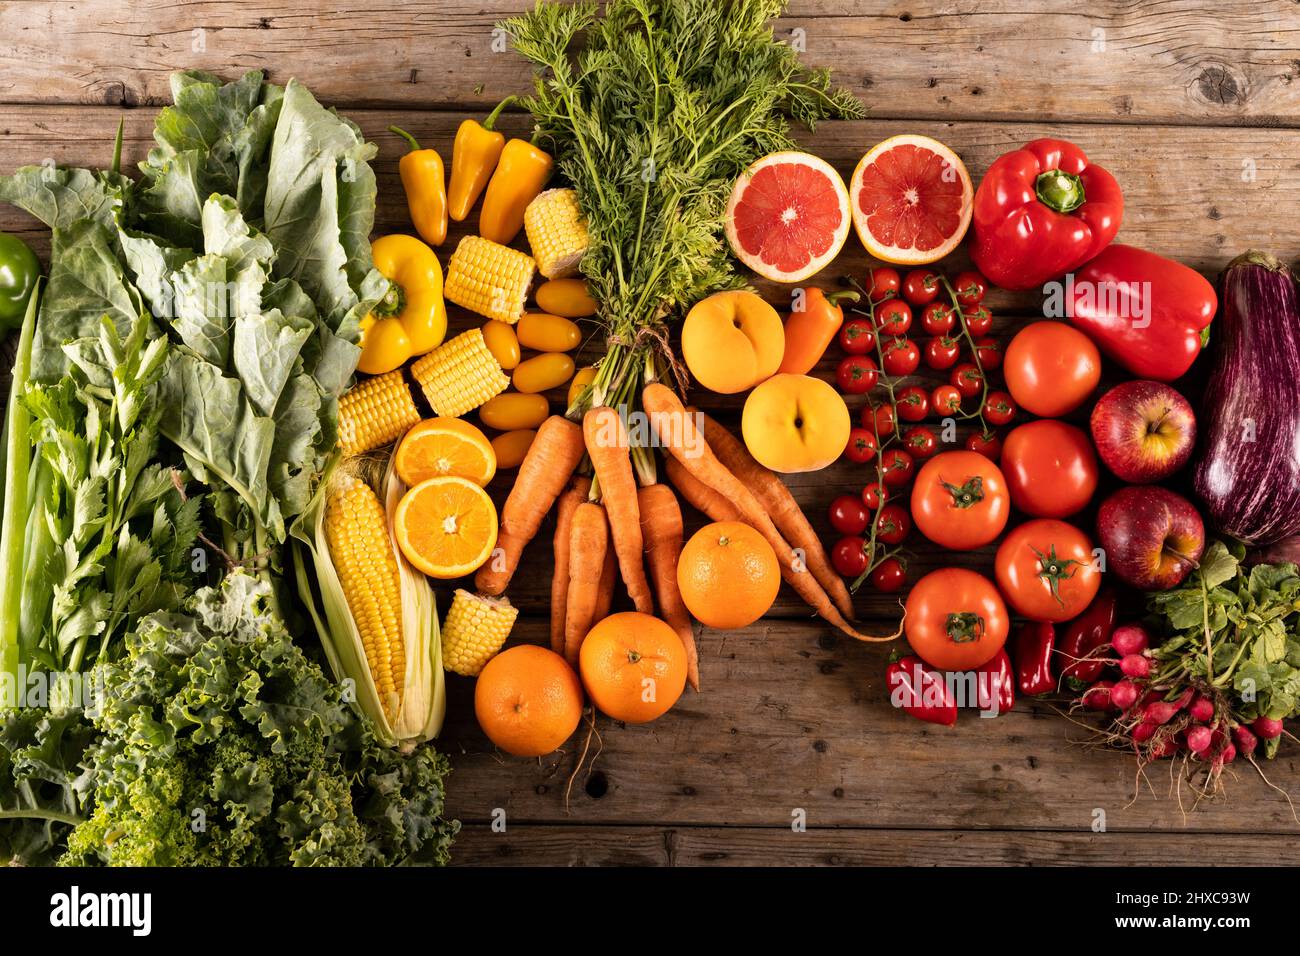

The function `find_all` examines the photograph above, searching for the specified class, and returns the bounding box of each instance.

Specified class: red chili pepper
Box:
[1066,243,1217,382]
[975,648,1016,715]
[886,654,957,726]
[1056,588,1118,690]
[969,138,1123,291]
[1011,620,1056,696]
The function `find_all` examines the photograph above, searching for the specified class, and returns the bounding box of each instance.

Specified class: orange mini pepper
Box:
[479,138,553,245]
[778,288,859,375]
[448,97,514,222]
[390,126,448,246]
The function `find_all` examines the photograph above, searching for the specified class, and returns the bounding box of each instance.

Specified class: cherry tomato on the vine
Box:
[838,318,876,355]
[875,503,912,545]
[963,305,993,337]
[875,298,912,336]
[866,267,901,303]
[882,337,920,376]
[902,425,938,459]
[861,480,887,510]
[843,426,878,464]
[920,301,956,336]
[973,337,1002,370]
[931,384,962,417]
[832,536,869,577]
[895,385,930,422]
[880,448,915,487]
[861,402,895,438]
[950,362,984,399]
[837,355,878,394]
[828,494,870,535]
[924,335,961,370]
[965,429,1003,462]
[870,557,908,593]
[982,390,1017,426]
[902,268,942,306]
[952,270,988,308]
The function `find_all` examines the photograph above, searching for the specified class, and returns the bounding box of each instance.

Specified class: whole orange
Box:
[474,644,583,757]
[677,520,779,629]
[579,612,687,723]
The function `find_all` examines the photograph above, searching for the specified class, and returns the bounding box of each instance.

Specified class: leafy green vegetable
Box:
[0,706,96,866]
[59,572,457,866]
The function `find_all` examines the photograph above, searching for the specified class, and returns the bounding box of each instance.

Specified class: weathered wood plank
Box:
[449,823,1300,866]
[1,2,1298,126]
[439,620,1300,834]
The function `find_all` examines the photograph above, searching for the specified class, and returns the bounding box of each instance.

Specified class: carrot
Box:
[550,475,592,654]
[644,382,895,644]
[476,415,585,596]
[665,456,741,522]
[638,483,699,691]
[593,545,617,623]
[583,406,654,614]
[564,501,609,667]
[697,411,855,620]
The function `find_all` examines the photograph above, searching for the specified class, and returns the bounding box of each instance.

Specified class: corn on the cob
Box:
[338,371,420,457]
[524,188,589,280]
[441,589,518,677]
[444,235,535,323]
[325,474,406,720]
[410,328,510,417]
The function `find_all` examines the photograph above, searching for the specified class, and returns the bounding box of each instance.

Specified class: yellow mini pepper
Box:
[390,126,448,247]
[448,97,514,222]
[358,234,448,375]
[479,137,553,245]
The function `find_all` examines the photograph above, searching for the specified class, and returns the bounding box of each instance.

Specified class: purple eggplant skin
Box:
[1193,251,1300,545]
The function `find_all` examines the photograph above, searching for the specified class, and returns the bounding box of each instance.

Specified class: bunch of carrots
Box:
[476,382,897,693]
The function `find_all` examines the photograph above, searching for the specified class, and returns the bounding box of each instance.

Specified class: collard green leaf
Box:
[0,165,127,230]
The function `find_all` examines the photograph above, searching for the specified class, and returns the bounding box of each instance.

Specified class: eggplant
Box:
[1193,251,1300,545]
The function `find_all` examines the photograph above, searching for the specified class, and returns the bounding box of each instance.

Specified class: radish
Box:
[1145,698,1182,725]
[1232,724,1259,756]
[1219,743,1237,764]
[1149,738,1178,759]
[1131,719,1158,743]
[1119,654,1151,679]
[1185,726,1213,754]
[1110,679,1139,711]
[1253,715,1284,739]
[1111,624,1152,656]
[1187,695,1214,722]
[1082,680,1114,711]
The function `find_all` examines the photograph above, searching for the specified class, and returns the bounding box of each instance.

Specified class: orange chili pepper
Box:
[778,288,859,375]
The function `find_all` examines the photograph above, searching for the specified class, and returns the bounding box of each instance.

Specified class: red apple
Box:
[1097,486,1205,591]
[1090,380,1196,483]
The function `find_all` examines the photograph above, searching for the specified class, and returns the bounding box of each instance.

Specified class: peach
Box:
[681,290,784,394]
[741,373,850,473]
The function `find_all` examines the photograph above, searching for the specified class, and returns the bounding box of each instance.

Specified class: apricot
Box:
[741,373,850,473]
[681,290,784,394]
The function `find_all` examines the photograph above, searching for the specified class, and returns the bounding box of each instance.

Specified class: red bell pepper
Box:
[886,654,957,726]
[975,648,1015,715]
[1011,621,1056,696]
[1056,588,1118,691]
[969,138,1123,291]
[1065,243,1217,382]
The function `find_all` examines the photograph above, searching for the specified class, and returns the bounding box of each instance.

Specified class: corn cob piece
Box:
[444,235,535,323]
[410,328,510,417]
[524,188,589,280]
[441,589,518,677]
[325,474,406,720]
[338,371,420,457]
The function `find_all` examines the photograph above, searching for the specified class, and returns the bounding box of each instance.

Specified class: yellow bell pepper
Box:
[358,234,448,376]
[479,138,553,245]
[389,126,448,247]
[448,97,513,222]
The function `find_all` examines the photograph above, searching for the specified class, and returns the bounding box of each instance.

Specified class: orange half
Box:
[395,476,499,579]
[393,417,497,487]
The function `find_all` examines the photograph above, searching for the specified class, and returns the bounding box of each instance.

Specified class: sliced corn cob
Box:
[524,188,589,279]
[410,328,510,417]
[444,235,535,323]
[441,589,518,677]
[324,474,406,720]
[338,371,420,457]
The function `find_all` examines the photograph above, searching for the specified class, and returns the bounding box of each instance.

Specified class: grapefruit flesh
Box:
[725,151,850,283]
[850,135,972,265]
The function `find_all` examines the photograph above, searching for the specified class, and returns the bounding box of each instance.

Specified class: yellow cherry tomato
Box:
[534,278,597,318]
[481,320,521,371]
[490,429,537,469]
[517,312,582,352]
[512,352,575,394]
[567,366,597,409]
[479,392,549,431]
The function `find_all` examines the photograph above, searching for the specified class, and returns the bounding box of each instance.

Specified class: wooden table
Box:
[4,0,1300,866]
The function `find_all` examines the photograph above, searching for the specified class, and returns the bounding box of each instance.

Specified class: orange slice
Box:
[395,476,499,579]
[393,417,497,488]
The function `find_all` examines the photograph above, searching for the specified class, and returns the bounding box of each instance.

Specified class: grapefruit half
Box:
[724,151,851,283]
[849,135,973,265]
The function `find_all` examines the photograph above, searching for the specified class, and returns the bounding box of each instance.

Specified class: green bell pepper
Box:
[0,231,40,330]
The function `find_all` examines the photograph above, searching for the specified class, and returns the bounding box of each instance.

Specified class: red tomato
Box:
[1001,420,1098,518]
[973,337,1002,370]
[920,301,956,336]
[837,355,878,394]
[843,427,878,464]
[902,425,938,459]
[875,298,912,336]
[866,267,901,302]
[982,390,1017,426]
[965,429,1003,462]
[870,557,907,593]
[838,318,876,355]
[882,337,920,376]
[931,384,962,416]
[924,335,961,370]
[904,568,1009,670]
[828,494,870,535]
[880,449,914,487]
[895,385,929,422]
[832,536,869,577]
[861,480,886,510]
[994,519,1101,622]
[1003,320,1102,417]
[861,402,895,438]
[902,268,942,306]
[875,503,911,545]
[910,450,1011,550]
[950,362,984,398]
[952,270,988,307]
[963,305,993,337]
